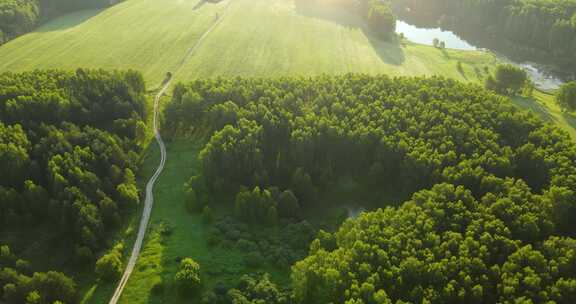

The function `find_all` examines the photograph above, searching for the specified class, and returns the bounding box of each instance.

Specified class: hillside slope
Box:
[0,0,498,85]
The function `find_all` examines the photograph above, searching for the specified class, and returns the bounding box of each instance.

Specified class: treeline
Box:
[0,0,113,45]
[0,69,147,302]
[167,75,576,214]
[392,0,576,73]
[166,75,576,302]
[0,244,78,303]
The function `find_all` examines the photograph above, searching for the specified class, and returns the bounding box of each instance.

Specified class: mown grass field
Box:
[0,0,498,85]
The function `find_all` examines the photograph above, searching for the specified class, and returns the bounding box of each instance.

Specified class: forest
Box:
[391,0,576,74]
[164,75,576,303]
[0,69,147,303]
[0,0,112,44]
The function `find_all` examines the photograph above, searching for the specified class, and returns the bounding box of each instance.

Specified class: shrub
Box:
[175,258,201,294]
[95,247,123,281]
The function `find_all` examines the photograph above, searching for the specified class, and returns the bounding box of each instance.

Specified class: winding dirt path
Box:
[108,80,169,304]
[108,2,233,303]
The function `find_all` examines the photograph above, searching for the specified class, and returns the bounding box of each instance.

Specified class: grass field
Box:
[0,0,228,86]
[0,0,498,85]
[176,0,498,81]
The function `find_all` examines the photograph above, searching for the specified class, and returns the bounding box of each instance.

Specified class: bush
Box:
[486,64,528,95]
[151,280,165,295]
[95,247,123,281]
[202,205,214,223]
[175,258,201,294]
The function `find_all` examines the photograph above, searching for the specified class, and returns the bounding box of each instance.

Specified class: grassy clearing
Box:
[0,0,497,85]
[107,138,283,304]
[511,90,576,140]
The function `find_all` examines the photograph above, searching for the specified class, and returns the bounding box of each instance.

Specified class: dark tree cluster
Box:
[0,244,78,304]
[391,0,576,73]
[201,273,290,304]
[166,75,576,302]
[208,216,316,268]
[0,0,113,45]
[0,0,38,44]
[0,69,146,284]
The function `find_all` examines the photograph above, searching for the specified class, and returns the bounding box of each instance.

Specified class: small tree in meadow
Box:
[175,258,201,294]
[485,64,528,95]
[556,81,576,112]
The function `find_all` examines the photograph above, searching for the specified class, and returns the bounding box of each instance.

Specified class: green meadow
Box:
[0,0,497,85]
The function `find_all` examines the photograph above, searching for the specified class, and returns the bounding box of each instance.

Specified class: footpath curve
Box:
[108,1,233,303]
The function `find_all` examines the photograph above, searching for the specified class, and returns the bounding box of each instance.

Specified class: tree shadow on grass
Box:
[562,112,576,130]
[37,9,104,32]
[193,0,207,10]
[294,0,405,65]
[510,95,555,123]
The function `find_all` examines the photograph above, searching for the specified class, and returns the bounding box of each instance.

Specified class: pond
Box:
[395,20,565,90]
[396,20,477,51]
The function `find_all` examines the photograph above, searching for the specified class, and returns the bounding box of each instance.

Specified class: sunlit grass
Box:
[0,0,498,85]
[178,0,498,82]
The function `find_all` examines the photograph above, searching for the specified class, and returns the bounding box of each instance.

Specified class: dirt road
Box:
[108,1,233,303]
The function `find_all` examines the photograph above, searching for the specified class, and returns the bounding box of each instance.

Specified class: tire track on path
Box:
[108,2,233,303]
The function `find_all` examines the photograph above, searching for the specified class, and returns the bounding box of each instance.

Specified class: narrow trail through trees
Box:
[108,1,233,303]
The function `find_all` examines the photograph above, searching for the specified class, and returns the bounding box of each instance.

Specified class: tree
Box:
[175,258,201,294]
[546,186,576,234]
[26,291,41,304]
[367,1,396,39]
[95,250,123,281]
[486,64,528,95]
[202,205,213,223]
[278,190,300,218]
[556,81,576,112]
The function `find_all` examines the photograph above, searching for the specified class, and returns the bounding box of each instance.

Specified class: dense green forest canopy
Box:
[166,75,576,303]
[0,0,112,44]
[391,0,576,74]
[0,244,78,303]
[0,69,146,303]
